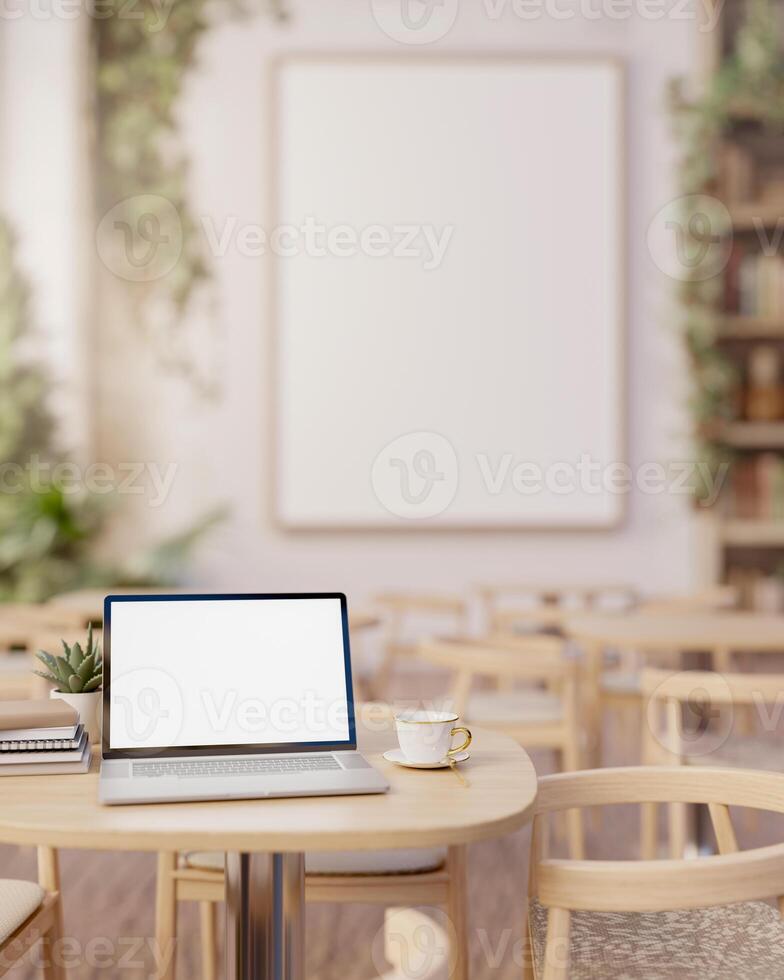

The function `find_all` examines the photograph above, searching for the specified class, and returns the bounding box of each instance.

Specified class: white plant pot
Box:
[50,689,102,747]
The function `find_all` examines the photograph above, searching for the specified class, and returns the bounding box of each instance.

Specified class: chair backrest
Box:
[485,584,637,635]
[531,766,784,914]
[641,667,784,764]
[0,603,87,649]
[418,634,573,715]
[375,593,467,631]
[370,594,470,697]
[638,584,739,614]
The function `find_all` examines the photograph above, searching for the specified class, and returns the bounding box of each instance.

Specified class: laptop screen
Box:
[103,594,355,757]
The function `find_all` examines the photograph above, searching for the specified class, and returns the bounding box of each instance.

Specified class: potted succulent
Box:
[34,624,103,744]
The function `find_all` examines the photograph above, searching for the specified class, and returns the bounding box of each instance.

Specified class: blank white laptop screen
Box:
[106,597,351,751]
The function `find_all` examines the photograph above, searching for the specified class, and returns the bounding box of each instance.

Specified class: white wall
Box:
[7,2,700,602]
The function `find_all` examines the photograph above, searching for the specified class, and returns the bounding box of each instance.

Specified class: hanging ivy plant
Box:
[671,0,784,504]
[92,0,287,396]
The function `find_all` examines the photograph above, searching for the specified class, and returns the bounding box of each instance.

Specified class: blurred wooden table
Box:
[0,713,537,980]
[565,611,784,764]
[47,589,380,634]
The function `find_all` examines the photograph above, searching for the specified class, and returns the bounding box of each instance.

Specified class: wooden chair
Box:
[640,667,784,858]
[418,634,584,858]
[525,766,784,980]
[637,584,739,615]
[371,593,469,697]
[591,590,744,762]
[0,606,88,700]
[480,584,637,636]
[0,847,64,979]
[156,844,468,980]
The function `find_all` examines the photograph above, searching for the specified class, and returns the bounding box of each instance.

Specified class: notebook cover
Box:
[0,727,86,761]
[0,699,79,732]
[0,742,91,776]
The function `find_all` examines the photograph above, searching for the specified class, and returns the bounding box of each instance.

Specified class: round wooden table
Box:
[0,709,537,980]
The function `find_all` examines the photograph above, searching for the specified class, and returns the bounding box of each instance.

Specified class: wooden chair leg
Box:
[446,845,469,980]
[668,801,687,859]
[37,847,64,980]
[41,909,65,980]
[199,901,218,980]
[641,802,658,859]
[155,852,178,980]
[522,908,536,980]
[542,907,570,980]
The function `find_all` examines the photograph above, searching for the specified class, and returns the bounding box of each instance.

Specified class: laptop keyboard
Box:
[132,755,342,779]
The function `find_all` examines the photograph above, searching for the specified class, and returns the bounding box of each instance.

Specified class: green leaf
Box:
[77,654,95,683]
[82,676,101,692]
[54,659,76,685]
[32,670,60,685]
[60,640,71,661]
[36,650,57,671]
[69,642,84,669]
[86,622,94,657]
[68,674,84,693]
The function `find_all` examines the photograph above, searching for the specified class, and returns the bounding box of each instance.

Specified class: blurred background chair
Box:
[156,844,468,980]
[479,583,637,637]
[371,593,469,698]
[0,605,89,700]
[641,667,784,858]
[418,634,584,858]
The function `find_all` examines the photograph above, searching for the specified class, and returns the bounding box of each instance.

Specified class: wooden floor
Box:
[3,671,784,979]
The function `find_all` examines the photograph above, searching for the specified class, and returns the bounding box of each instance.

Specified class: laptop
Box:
[98,593,389,805]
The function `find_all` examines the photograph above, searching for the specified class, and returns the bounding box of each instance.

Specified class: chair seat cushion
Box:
[0,880,44,944]
[529,899,784,979]
[466,689,562,725]
[184,847,447,876]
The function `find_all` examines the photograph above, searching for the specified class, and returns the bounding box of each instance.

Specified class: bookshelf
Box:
[692,0,784,610]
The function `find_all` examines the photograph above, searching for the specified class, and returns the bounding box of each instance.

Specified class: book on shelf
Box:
[724,244,784,320]
[727,453,784,520]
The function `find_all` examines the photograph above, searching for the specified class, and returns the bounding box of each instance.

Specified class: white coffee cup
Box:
[394,710,472,765]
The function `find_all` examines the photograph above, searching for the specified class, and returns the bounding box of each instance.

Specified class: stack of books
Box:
[0,699,91,775]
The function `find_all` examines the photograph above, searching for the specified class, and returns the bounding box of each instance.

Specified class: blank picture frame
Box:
[272,55,624,529]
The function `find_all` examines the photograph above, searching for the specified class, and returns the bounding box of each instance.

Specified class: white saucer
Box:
[383,749,470,770]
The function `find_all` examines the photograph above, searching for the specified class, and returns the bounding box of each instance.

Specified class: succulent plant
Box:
[34,624,103,694]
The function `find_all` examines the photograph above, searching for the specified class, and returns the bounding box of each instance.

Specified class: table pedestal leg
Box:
[225,852,304,980]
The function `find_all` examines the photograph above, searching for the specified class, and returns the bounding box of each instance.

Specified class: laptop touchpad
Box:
[337,754,371,770]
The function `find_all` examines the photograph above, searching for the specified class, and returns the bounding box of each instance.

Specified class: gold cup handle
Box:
[448,726,472,757]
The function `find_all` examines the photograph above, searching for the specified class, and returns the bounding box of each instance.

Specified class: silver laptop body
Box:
[99,593,388,805]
